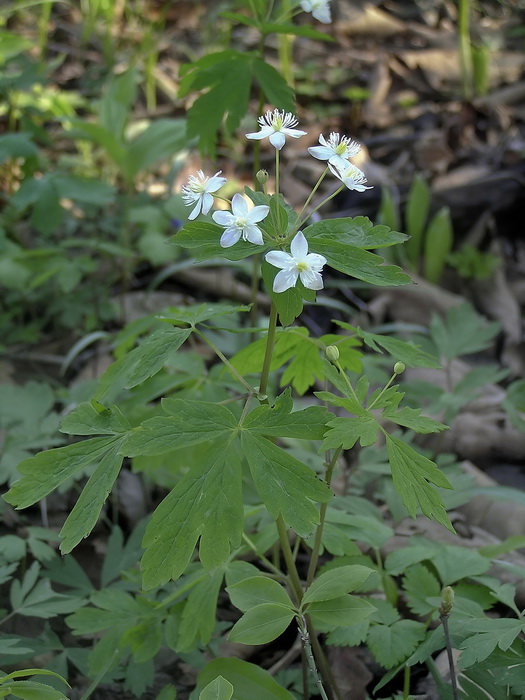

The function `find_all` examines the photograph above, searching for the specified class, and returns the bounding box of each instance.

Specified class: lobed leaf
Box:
[141,438,242,588]
[241,432,332,538]
[386,435,454,531]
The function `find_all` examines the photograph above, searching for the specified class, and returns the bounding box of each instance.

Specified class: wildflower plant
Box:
[4,110,455,698]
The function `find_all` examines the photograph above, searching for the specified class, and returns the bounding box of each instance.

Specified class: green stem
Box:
[196,330,257,395]
[305,447,342,586]
[298,167,329,219]
[277,0,294,87]
[306,620,343,700]
[440,612,459,700]
[276,515,303,602]
[259,303,278,397]
[298,616,329,700]
[458,0,473,99]
[333,359,360,404]
[367,371,397,410]
[297,185,345,230]
[242,533,285,579]
[249,253,261,342]
[403,664,410,699]
[275,147,280,198]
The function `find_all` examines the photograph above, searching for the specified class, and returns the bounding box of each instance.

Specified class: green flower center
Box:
[236,217,248,228]
[296,261,308,271]
[335,142,347,155]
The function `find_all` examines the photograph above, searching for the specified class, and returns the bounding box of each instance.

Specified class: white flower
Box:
[265,232,327,293]
[328,162,372,192]
[300,0,331,24]
[213,193,269,248]
[308,132,361,171]
[181,170,227,220]
[246,109,307,150]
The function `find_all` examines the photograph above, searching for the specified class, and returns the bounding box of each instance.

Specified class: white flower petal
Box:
[300,268,324,290]
[247,205,270,223]
[265,250,293,269]
[308,145,333,161]
[282,127,307,139]
[244,225,264,245]
[188,200,202,220]
[305,252,327,269]
[201,192,214,215]
[269,132,286,150]
[328,154,353,171]
[220,228,241,248]
[231,193,248,216]
[246,131,268,141]
[290,232,308,259]
[273,268,298,293]
[212,210,235,226]
[206,173,227,191]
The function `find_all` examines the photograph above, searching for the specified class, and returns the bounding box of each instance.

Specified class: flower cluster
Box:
[180,109,372,294]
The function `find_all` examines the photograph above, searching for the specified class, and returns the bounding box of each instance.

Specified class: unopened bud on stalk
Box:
[440,586,454,615]
[256,169,269,184]
[393,361,406,375]
[325,345,340,363]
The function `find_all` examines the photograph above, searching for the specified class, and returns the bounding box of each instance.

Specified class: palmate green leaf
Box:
[336,323,441,368]
[430,545,491,585]
[252,58,294,111]
[304,217,408,249]
[227,576,294,613]
[196,658,295,700]
[182,53,252,157]
[4,437,119,509]
[367,619,427,669]
[302,228,411,286]
[95,326,192,403]
[177,569,225,652]
[459,619,525,668]
[402,564,441,616]
[302,565,373,604]
[430,302,500,360]
[241,432,332,538]
[161,302,252,326]
[383,406,448,434]
[323,416,378,450]
[59,440,125,554]
[124,118,186,181]
[60,402,131,436]
[123,399,237,456]
[121,616,163,663]
[171,222,258,262]
[242,390,329,439]
[385,435,454,531]
[141,437,242,589]
[228,603,295,645]
[200,676,234,700]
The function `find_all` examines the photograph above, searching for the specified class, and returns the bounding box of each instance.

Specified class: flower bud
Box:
[325,345,340,363]
[256,169,269,184]
[440,586,454,615]
[393,361,406,375]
